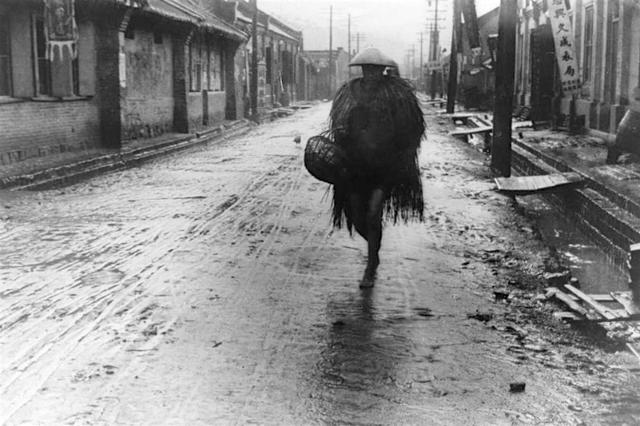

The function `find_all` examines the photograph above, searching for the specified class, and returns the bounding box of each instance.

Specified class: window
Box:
[191,38,224,92]
[266,45,272,83]
[153,30,162,44]
[33,15,79,97]
[189,40,202,91]
[582,5,593,84]
[34,16,52,96]
[210,45,223,91]
[0,15,10,96]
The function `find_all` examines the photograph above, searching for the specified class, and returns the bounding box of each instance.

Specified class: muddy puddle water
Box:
[515,195,628,294]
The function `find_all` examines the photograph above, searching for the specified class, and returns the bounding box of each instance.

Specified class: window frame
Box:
[582,4,594,85]
[189,38,203,92]
[32,13,79,99]
[0,13,12,97]
[605,0,620,104]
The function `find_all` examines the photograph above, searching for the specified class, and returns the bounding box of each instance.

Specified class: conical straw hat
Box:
[349,47,395,67]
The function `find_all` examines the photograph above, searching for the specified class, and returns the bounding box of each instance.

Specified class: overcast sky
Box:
[257,0,500,73]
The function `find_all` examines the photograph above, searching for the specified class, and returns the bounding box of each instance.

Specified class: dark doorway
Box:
[530,24,556,124]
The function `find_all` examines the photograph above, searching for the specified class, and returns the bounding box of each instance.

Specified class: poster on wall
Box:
[44,0,79,61]
[546,0,581,94]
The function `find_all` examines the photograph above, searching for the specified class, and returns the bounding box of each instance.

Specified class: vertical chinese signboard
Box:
[44,0,78,61]
[546,0,580,94]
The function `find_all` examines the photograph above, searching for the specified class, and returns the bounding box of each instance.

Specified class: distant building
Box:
[213,0,304,114]
[0,0,247,166]
[304,47,350,100]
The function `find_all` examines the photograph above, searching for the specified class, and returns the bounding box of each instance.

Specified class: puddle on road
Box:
[515,195,628,294]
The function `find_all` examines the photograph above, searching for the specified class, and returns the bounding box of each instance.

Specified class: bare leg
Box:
[348,192,368,240]
[360,188,385,288]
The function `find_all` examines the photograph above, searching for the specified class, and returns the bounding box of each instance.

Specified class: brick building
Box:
[514,0,640,136]
[213,0,304,114]
[0,0,247,166]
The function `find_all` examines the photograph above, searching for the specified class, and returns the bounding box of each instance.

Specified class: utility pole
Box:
[250,0,258,120]
[430,0,441,100]
[411,44,416,81]
[348,13,351,78]
[419,32,424,91]
[491,0,517,177]
[328,5,333,98]
[446,0,459,113]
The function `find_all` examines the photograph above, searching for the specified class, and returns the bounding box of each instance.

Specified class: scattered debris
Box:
[546,285,640,362]
[468,311,494,323]
[494,290,510,301]
[509,382,526,393]
[544,270,572,287]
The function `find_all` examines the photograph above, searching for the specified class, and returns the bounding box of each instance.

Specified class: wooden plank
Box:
[626,343,640,364]
[512,120,533,129]
[590,293,616,302]
[494,172,584,195]
[611,291,640,316]
[549,288,591,318]
[449,126,493,136]
[564,284,619,320]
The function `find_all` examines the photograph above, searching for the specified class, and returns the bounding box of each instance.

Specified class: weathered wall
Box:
[187,92,204,131]
[187,91,226,131]
[121,28,174,140]
[0,5,101,165]
[0,100,100,165]
[208,91,226,125]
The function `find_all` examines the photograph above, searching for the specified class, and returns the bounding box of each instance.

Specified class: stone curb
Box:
[0,120,254,191]
[511,137,639,270]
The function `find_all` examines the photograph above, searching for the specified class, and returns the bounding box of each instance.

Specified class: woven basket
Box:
[304,135,349,185]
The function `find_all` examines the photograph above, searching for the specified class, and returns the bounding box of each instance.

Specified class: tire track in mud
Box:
[0,159,305,422]
[0,223,187,422]
[1,104,343,423]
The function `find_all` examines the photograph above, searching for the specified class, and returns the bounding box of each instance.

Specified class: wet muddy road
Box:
[2,103,640,425]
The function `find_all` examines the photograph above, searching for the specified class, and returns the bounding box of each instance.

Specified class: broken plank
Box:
[611,291,640,316]
[627,343,640,364]
[494,172,584,195]
[565,284,619,320]
[549,288,591,318]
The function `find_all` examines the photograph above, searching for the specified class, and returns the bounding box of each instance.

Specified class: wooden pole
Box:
[250,0,258,120]
[629,243,640,304]
[491,0,517,177]
[446,0,459,113]
[348,13,351,78]
[419,32,423,91]
[328,5,333,98]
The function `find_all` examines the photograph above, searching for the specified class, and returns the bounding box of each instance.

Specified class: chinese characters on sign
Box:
[44,0,78,61]
[546,0,581,94]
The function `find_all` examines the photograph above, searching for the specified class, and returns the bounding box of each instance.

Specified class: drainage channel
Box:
[514,194,629,295]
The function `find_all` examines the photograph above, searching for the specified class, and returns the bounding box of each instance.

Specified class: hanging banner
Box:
[44,0,79,61]
[546,0,581,94]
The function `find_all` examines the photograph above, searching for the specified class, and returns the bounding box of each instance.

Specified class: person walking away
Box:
[326,47,426,288]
